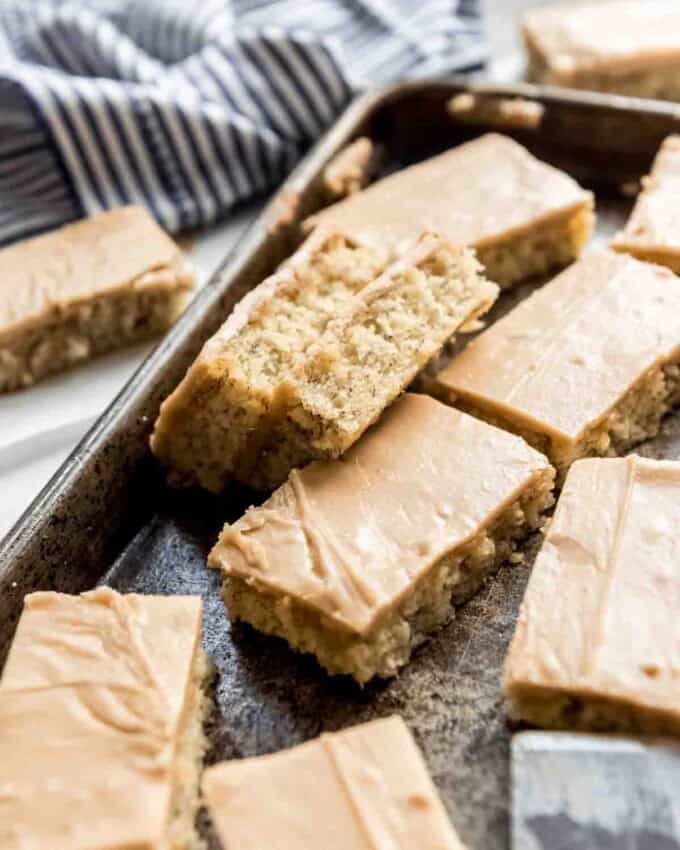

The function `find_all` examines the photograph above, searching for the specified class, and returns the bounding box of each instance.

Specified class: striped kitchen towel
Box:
[0,0,485,245]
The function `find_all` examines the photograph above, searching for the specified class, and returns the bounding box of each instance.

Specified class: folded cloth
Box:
[0,0,485,246]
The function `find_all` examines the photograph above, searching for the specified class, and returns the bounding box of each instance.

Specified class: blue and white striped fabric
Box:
[0,1,485,246]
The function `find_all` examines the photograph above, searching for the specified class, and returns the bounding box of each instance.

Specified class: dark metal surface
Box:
[512,732,680,850]
[3,80,680,850]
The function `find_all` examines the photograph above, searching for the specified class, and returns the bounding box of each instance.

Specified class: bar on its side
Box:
[504,455,680,737]
[0,588,211,850]
[153,231,497,493]
[430,250,680,484]
[0,206,193,392]
[151,228,385,492]
[209,394,554,683]
[251,233,498,490]
[305,133,594,289]
[203,715,466,850]
[523,0,680,100]
[611,135,680,273]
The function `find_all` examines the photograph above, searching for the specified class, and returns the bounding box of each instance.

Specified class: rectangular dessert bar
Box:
[203,715,466,850]
[152,231,497,492]
[250,233,498,490]
[504,455,680,737]
[611,135,680,273]
[523,0,680,100]
[430,250,680,483]
[151,228,386,492]
[0,588,211,850]
[305,133,594,289]
[0,206,193,392]
[209,393,554,683]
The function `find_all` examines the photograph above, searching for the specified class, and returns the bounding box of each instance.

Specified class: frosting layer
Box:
[612,135,680,257]
[523,0,680,78]
[305,134,591,257]
[434,250,680,443]
[0,206,192,336]
[504,455,680,722]
[210,393,551,635]
[0,588,202,850]
[203,715,465,850]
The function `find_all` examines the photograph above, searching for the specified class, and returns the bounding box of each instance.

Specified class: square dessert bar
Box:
[0,588,210,850]
[152,230,497,492]
[431,250,680,483]
[209,394,554,683]
[504,455,680,737]
[203,715,466,850]
[304,133,594,289]
[523,0,680,100]
[0,206,193,392]
[611,135,680,273]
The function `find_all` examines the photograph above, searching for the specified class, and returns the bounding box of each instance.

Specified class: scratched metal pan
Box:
[3,79,680,850]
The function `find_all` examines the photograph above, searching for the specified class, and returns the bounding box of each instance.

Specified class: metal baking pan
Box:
[3,79,680,850]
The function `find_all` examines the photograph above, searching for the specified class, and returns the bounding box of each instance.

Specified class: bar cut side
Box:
[430,250,680,483]
[251,234,498,489]
[151,228,386,492]
[210,394,554,683]
[203,716,466,850]
[0,206,193,392]
[611,135,680,273]
[523,0,680,101]
[305,133,594,289]
[0,588,211,850]
[504,456,680,737]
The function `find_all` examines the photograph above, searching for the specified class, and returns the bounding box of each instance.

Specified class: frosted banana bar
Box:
[0,206,193,392]
[203,716,466,850]
[504,456,680,737]
[209,394,554,683]
[0,588,211,850]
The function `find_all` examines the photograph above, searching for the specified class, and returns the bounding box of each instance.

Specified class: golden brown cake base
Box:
[477,204,593,290]
[248,239,497,490]
[506,683,680,738]
[167,648,213,850]
[0,284,189,392]
[436,359,680,485]
[151,231,385,493]
[222,466,554,683]
[526,52,680,102]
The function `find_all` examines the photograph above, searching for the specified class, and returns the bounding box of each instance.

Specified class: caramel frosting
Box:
[304,134,592,257]
[504,455,680,722]
[434,250,680,444]
[209,393,551,636]
[0,206,193,337]
[612,135,680,256]
[0,588,202,850]
[523,0,680,79]
[203,715,465,850]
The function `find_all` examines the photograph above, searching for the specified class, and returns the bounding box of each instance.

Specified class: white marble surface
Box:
[0,206,259,540]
